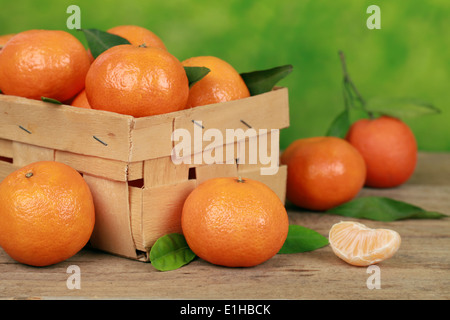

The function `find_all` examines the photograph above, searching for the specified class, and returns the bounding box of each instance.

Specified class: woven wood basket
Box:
[0,87,289,261]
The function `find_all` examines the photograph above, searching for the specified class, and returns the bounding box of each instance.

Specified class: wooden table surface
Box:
[0,152,449,300]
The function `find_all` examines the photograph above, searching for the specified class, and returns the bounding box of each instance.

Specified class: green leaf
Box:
[41,96,62,104]
[365,97,441,119]
[149,233,196,271]
[184,66,211,88]
[81,28,130,59]
[326,110,351,138]
[326,108,371,138]
[326,196,447,222]
[240,64,293,96]
[278,225,329,254]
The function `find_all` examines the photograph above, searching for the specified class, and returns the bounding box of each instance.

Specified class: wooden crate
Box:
[0,87,290,261]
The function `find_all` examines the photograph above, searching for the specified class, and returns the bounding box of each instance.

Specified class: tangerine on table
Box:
[181,56,250,108]
[329,221,401,266]
[181,177,289,267]
[85,44,189,117]
[107,25,167,50]
[280,136,366,211]
[0,30,91,102]
[0,161,95,267]
[346,115,417,188]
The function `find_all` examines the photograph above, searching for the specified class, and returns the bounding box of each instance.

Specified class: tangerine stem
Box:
[338,51,374,119]
[237,176,245,183]
[25,172,33,178]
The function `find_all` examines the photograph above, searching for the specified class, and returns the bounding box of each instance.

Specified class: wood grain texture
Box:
[0,152,448,300]
[0,88,289,164]
[83,174,138,260]
[0,95,133,162]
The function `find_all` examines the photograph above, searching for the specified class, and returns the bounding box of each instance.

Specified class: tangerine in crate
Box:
[182,56,250,108]
[85,44,189,117]
[0,30,91,102]
[107,25,167,50]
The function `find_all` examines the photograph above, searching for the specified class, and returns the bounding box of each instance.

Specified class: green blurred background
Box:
[1,0,449,151]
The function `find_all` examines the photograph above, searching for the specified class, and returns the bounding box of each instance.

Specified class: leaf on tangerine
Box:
[326,109,351,139]
[184,66,211,88]
[41,96,62,105]
[81,28,130,59]
[240,64,293,96]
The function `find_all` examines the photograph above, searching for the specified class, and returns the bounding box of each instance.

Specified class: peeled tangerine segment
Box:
[329,221,401,267]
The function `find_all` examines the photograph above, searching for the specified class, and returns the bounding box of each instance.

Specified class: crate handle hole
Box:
[128,178,144,188]
[0,156,13,164]
[188,167,196,180]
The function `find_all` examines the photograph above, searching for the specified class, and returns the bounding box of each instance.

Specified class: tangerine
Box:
[107,25,167,50]
[0,30,91,101]
[181,177,289,267]
[281,136,366,211]
[85,44,189,117]
[329,221,401,266]
[71,89,92,109]
[182,56,250,108]
[0,33,15,49]
[0,161,95,267]
[345,115,417,188]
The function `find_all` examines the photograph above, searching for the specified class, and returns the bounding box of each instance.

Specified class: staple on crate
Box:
[93,135,108,146]
[18,125,32,134]
[240,119,252,128]
[191,120,204,129]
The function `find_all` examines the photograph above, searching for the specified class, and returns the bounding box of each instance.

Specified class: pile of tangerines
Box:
[0,26,410,269]
[0,26,250,116]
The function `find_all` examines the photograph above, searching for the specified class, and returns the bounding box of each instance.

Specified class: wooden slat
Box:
[236,131,280,174]
[141,180,196,250]
[195,163,239,185]
[127,88,289,162]
[0,138,13,158]
[0,161,20,182]
[55,150,128,181]
[12,141,54,167]
[128,161,143,181]
[0,95,133,162]
[144,156,190,188]
[83,174,138,259]
[173,87,289,157]
[238,164,288,203]
[129,113,174,162]
[129,186,144,252]
[0,89,288,162]
[172,141,239,168]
